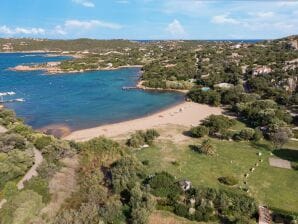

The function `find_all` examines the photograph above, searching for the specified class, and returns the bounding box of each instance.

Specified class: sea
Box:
[0,53,184,132]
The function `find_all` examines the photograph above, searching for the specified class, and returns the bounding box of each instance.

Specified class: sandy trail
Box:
[0,125,7,134]
[17,149,43,190]
[40,156,79,219]
[65,102,223,142]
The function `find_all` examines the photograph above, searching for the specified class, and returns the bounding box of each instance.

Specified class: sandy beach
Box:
[64,102,223,141]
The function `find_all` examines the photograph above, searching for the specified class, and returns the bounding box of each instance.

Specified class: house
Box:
[252,66,272,76]
[179,180,192,192]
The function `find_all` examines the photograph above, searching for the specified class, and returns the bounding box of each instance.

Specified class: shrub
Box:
[0,190,44,224]
[270,127,293,149]
[2,181,18,199]
[110,157,144,193]
[126,129,159,148]
[10,123,34,139]
[24,176,51,203]
[253,128,263,141]
[129,185,155,224]
[144,129,160,144]
[0,109,17,126]
[174,203,189,218]
[220,130,235,140]
[195,140,216,156]
[148,172,181,198]
[142,160,149,166]
[190,126,209,138]
[34,136,52,150]
[126,131,145,148]
[0,133,27,152]
[202,115,236,135]
[187,89,221,106]
[239,128,255,141]
[218,176,239,186]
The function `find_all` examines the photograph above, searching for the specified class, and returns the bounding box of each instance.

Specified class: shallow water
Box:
[0,53,184,131]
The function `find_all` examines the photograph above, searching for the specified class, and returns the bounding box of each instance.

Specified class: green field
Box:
[136,135,298,213]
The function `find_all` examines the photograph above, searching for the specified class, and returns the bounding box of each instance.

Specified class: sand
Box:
[64,102,223,142]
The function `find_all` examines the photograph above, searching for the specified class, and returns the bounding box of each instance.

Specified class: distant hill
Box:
[0,38,139,52]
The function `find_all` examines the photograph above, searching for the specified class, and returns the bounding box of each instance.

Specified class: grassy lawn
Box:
[135,137,298,213]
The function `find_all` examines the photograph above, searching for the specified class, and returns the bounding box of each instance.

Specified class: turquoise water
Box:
[0,53,183,131]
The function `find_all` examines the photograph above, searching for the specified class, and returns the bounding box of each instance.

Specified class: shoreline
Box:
[64,101,223,141]
[9,64,143,74]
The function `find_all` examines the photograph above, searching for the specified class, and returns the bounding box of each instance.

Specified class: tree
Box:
[190,126,209,138]
[270,127,293,149]
[129,184,155,224]
[195,140,216,156]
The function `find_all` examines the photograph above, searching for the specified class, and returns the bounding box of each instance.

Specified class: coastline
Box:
[9,64,143,74]
[64,101,223,141]
[136,80,189,94]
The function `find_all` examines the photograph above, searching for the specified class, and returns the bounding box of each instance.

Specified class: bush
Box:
[194,140,216,156]
[10,123,33,139]
[126,129,159,148]
[24,176,51,203]
[190,126,209,138]
[2,181,18,199]
[0,109,17,126]
[218,176,239,186]
[202,115,236,135]
[0,190,44,224]
[187,89,221,106]
[34,136,52,150]
[0,133,27,152]
[174,203,189,218]
[144,129,160,144]
[110,157,144,193]
[234,128,255,141]
[239,128,255,140]
[253,128,263,141]
[148,172,181,198]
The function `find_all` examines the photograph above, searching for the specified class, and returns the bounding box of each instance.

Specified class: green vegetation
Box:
[0,35,297,223]
[126,129,160,148]
[136,137,298,213]
[218,176,239,186]
[0,190,43,224]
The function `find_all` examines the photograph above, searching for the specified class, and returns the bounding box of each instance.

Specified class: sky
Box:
[0,0,297,40]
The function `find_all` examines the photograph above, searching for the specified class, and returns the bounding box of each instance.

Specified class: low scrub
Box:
[126,129,160,148]
[218,176,239,186]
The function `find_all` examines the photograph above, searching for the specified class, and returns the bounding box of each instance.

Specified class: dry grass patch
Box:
[40,156,79,219]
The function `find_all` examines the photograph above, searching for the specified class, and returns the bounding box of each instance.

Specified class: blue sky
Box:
[0,0,297,39]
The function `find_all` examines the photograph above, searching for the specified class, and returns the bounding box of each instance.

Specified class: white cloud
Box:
[277,1,298,7]
[211,14,240,25]
[53,25,67,35]
[0,25,45,35]
[254,11,274,18]
[72,0,95,8]
[64,19,122,30]
[166,19,186,37]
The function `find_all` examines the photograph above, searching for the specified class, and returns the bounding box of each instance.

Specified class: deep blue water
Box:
[0,53,183,131]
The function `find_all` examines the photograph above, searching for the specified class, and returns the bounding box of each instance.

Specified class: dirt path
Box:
[40,156,79,219]
[17,149,43,190]
[0,125,7,134]
[0,148,43,210]
[0,199,7,210]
